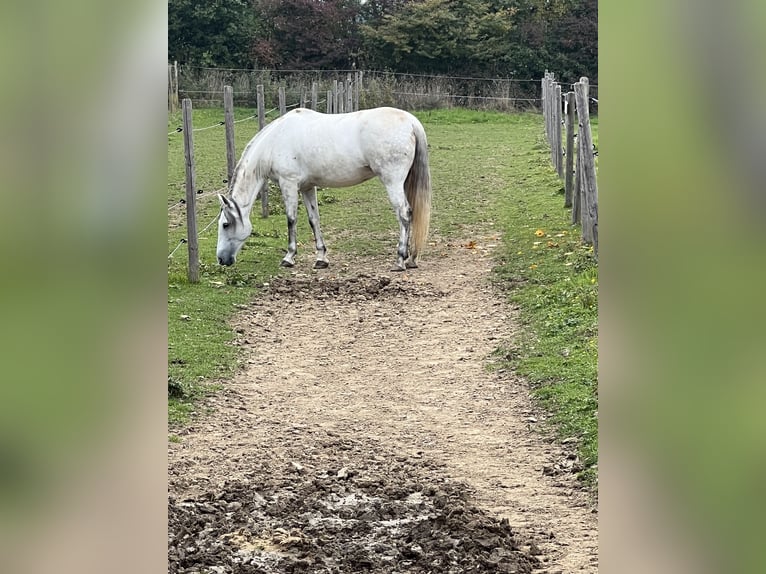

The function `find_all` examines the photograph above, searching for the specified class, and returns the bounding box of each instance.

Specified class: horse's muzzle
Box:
[217,256,234,266]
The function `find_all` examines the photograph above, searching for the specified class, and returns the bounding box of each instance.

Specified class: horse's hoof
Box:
[390,264,406,272]
[314,260,329,269]
[280,259,294,268]
[405,260,419,269]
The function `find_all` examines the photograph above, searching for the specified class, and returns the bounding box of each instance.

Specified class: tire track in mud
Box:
[169,237,597,573]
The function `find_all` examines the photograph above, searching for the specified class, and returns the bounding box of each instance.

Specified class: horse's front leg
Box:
[301,186,329,269]
[280,182,300,267]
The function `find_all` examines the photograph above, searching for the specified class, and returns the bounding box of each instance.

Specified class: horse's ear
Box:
[218,194,231,209]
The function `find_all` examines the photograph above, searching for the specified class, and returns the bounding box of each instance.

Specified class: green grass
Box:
[167,107,598,486]
[489,114,599,487]
[167,107,288,423]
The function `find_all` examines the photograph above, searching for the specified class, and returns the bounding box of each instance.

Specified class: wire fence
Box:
[169,65,575,112]
[542,72,599,256]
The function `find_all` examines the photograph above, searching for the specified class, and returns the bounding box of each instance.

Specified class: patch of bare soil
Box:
[168,237,597,573]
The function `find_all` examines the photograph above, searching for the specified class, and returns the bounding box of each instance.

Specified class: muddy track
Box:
[168,236,598,573]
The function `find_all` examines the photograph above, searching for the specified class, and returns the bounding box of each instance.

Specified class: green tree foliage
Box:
[168,0,259,67]
[252,0,362,69]
[167,0,597,84]
[359,0,515,75]
[359,0,596,82]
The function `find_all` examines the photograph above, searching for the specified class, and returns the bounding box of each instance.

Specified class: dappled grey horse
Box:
[216,106,432,271]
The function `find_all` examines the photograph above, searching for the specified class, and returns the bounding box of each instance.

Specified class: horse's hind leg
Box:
[280,181,300,267]
[382,179,411,272]
[301,186,329,269]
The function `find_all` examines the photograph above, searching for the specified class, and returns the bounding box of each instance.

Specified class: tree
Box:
[359,0,516,76]
[166,0,597,87]
[168,0,259,67]
[251,0,362,69]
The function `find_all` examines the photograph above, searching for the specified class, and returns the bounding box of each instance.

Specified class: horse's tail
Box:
[404,120,432,262]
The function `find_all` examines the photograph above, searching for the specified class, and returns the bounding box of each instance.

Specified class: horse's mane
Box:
[228,119,280,204]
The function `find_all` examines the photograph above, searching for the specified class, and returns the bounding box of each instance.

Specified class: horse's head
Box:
[216,194,252,266]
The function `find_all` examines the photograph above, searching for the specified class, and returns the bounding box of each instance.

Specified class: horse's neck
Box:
[231,160,267,215]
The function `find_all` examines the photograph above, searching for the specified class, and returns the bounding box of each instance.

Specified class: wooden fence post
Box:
[564,91,575,207]
[354,71,361,110]
[256,85,266,129]
[545,74,552,149]
[548,76,557,169]
[278,86,286,115]
[554,83,563,178]
[181,99,199,283]
[572,129,582,225]
[223,86,236,185]
[574,77,598,254]
[346,74,353,112]
[168,62,180,113]
[311,81,318,110]
[168,65,175,113]
[256,85,268,217]
[326,90,333,114]
[333,80,339,113]
[541,72,547,132]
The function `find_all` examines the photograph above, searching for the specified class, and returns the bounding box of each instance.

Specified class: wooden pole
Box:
[564,91,575,207]
[574,77,598,253]
[326,90,333,114]
[572,128,582,225]
[311,81,318,110]
[356,72,360,111]
[548,77,556,168]
[181,99,199,283]
[554,83,563,178]
[256,84,266,129]
[256,85,268,217]
[173,61,179,108]
[168,65,174,113]
[223,86,236,185]
[544,74,551,145]
[278,86,286,115]
[354,72,360,111]
[346,74,353,112]
[169,61,179,113]
[546,75,552,148]
[540,75,548,139]
[333,80,339,113]
[572,88,582,225]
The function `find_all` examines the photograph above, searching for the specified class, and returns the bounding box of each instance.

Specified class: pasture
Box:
[168,109,598,485]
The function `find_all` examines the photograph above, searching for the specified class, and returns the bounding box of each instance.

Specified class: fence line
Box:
[542,72,599,257]
[181,65,544,83]
[171,65,553,111]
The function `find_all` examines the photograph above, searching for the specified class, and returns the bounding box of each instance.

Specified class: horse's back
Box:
[267,107,422,186]
[279,107,422,143]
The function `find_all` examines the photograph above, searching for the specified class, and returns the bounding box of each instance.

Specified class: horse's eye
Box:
[222,221,230,229]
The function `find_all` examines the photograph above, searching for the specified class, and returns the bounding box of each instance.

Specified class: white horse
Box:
[216,106,432,271]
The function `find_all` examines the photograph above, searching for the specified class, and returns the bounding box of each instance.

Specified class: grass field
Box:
[167,107,598,485]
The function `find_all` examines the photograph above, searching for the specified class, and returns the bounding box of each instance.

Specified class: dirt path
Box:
[168,236,597,573]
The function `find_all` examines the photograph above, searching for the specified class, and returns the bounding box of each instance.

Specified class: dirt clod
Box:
[169,440,539,574]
